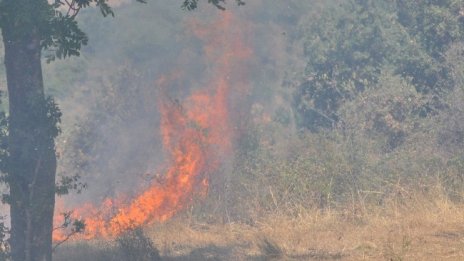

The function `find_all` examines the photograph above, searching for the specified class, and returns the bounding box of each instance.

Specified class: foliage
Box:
[296,0,399,129]
[43,0,146,62]
[0,1,247,259]
[340,72,431,151]
[0,0,458,257]
[53,229,160,261]
[222,66,464,218]
[396,0,464,59]
[295,0,464,130]
[0,216,9,261]
[55,175,86,196]
[52,212,86,252]
[182,0,245,11]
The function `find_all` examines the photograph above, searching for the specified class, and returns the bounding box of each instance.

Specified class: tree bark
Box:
[1,1,57,260]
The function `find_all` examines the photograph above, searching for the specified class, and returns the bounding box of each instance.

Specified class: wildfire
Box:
[53,10,251,241]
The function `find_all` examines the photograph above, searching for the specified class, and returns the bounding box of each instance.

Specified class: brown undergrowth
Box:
[54,190,464,261]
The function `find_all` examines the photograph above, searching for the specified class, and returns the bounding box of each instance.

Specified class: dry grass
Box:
[54,192,464,260]
[143,194,464,260]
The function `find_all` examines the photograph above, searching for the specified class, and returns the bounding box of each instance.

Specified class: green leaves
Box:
[182,0,245,11]
[297,1,397,130]
[397,0,464,58]
[0,216,9,260]
[7,0,244,63]
[43,0,121,62]
[295,0,464,131]
[182,0,198,11]
[54,0,115,17]
[55,174,86,195]
[42,11,88,62]
[94,0,114,17]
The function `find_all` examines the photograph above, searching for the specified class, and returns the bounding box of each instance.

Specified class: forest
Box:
[1,0,464,260]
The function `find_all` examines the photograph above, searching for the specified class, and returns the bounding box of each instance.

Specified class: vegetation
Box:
[0,0,463,260]
[295,0,464,130]
[0,0,243,260]
[51,0,464,259]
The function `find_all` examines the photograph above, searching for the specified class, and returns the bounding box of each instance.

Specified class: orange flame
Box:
[53,11,251,241]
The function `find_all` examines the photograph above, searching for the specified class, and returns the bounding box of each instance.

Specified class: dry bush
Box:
[54,228,160,261]
[117,228,161,261]
[54,187,464,260]
[142,190,464,260]
[190,70,464,225]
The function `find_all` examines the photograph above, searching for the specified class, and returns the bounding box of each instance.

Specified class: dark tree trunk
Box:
[1,1,57,260]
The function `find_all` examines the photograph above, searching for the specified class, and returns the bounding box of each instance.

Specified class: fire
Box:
[53,10,251,241]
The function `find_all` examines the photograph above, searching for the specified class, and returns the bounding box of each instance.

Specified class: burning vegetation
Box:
[42,0,464,260]
[54,11,251,241]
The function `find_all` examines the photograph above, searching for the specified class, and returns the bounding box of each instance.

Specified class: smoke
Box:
[52,0,308,240]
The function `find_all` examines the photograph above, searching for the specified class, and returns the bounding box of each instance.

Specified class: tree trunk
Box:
[2,1,57,260]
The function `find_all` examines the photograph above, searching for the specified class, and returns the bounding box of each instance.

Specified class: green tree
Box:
[296,0,403,130]
[395,0,464,95]
[295,0,464,131]
[0,0,244,260]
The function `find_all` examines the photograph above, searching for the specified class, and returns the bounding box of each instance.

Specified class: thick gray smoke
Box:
[49,0,306,210]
